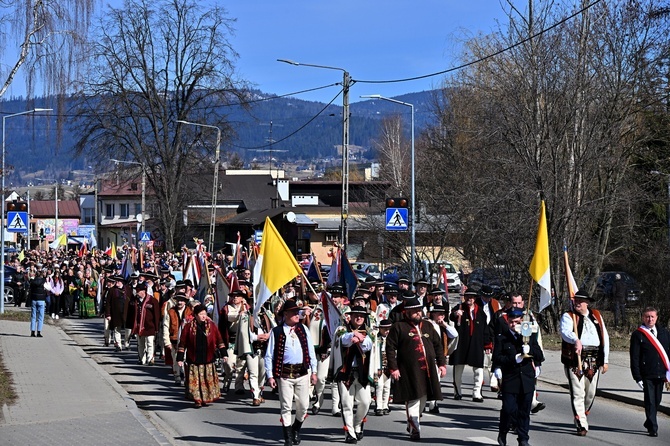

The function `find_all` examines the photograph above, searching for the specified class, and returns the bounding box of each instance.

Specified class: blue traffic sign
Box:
[139,231,151,242]
[385,207,408,231]
[6,211,28,233]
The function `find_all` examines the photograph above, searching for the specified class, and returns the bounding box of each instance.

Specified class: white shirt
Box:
[264,323,318,379]
[560,310,609,364]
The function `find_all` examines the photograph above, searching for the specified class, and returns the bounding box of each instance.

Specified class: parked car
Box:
[594,271,642,306]
[351,262,381,279]
[4,265,26,306]
[381,264,410,284]
[467,267,506,296]
[353,270,376,283]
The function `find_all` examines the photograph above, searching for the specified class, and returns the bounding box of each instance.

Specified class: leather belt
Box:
[281,363,307,379]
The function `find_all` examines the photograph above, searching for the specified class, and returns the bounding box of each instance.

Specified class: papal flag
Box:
[529,200,552,311]
[253,216,303,318]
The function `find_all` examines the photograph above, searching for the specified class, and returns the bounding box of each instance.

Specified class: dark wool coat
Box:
[630,326,670,382]
[448,301,492,367]
[105,287,127,330]
[493,330,544,394]
[386,319,446,404]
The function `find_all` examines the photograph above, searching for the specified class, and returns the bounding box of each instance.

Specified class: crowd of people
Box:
[6,248,670,445]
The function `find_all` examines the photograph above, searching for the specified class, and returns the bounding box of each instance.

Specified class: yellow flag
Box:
[253,217,303,317]
[529,200,551,311]
[18,249,25,262]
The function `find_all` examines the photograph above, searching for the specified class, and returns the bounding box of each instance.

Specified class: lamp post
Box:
[1,108,52,313]
[278,59,351,251]
[35,178,59,249]
[177,120,221,253]
[111,159,146,241]
[361,95,416,283]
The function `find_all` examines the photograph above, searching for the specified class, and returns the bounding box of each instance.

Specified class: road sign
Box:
[386,207,408,231]
[6,211,28,233]
[254,230,263,244]
[139,231,151,242]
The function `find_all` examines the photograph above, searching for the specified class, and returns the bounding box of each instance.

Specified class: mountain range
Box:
[0,89,438,186]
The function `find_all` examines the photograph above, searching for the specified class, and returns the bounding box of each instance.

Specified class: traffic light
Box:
[7,200,27,212]
[39,228,45,240]
[385,197,409,208]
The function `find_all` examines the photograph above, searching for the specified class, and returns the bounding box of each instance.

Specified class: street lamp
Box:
[110,159,146,241]
[2,108,52,314]
[177,120,222,253]
[361,94,416,283]
[35,178,59,250]
[278,58,352,251]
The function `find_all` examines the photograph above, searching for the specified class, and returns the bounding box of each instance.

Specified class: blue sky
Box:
[2,1,519,103]
[226,1,515,103]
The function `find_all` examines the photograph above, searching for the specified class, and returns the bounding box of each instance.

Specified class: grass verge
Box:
[0,349,17,407]
[0,310,31,322]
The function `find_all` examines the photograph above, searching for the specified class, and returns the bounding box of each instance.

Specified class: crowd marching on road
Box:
[2,242,670,446]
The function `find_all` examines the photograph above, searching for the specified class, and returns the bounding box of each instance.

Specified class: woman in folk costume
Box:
[177,304,227,408]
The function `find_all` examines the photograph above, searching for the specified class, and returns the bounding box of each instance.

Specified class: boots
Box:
[292,419,303,445]
[282,426,294,446]
[31,331,35,337]
[37,331,43,338]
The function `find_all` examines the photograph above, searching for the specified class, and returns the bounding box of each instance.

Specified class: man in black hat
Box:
[426,303,458,413]
[332,305,374,443]
[105,275,130,352]
[397,276,411,292]
[264,300,318,446]
[386,297,447,441]
[163,289,193,384]
[219,289,249,393]
[375,283,400,323]
[559,290,610,436]
[414,279,430,307]
[478,285,502,394]
[373,319,393,416]
[494,308,544,446]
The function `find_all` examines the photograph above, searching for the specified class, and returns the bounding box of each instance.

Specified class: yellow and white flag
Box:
[529,200,551,311]
[253,217,303,318]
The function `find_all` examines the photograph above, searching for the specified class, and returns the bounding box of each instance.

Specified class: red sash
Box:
[637,326,670,382]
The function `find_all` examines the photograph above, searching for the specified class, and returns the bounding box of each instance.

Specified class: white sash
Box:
[638,326,670,382]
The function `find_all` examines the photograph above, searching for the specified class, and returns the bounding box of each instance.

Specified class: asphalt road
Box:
[63,317,670,446]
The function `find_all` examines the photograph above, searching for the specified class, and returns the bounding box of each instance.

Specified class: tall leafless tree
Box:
[73,0,249,251]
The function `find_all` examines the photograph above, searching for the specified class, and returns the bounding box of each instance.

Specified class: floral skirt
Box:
[185,362,221,404]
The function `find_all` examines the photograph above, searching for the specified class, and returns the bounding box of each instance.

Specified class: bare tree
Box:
[0,0,96,98]
[73,0,249,251]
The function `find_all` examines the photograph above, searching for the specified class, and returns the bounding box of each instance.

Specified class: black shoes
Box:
[31,331,35,337]
[375,409,383,416]
[472,397,484,403]
[531,402,546,413]
[428,406,439,413]
[36,332,43,338]
[344,432,357,444]
[382,408,390,415]
[311,405,320,415]
[454,393,462,400]
[332,411,342,417]
[497,433,507,446]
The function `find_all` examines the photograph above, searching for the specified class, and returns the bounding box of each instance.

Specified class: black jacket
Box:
[630,326,670,382]
[493,329,544,394]
[29,277,47,301]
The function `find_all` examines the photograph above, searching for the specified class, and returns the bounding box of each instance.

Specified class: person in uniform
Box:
[449,290,492,402]
[629,306,670,437]
[264,300,318,446]
[331,305,374,444]
[494,308,544,446]
[386,297,447,441]
[559,290,609,436]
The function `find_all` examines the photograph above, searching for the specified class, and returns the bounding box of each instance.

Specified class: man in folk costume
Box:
[478,285,503,393]
[264,300,318,446]
[132,282,161,365]
[629,306,670,437]
[309,305,333,415]
[386,297,447,441]
[331,305,375,444]
[373,319,393,416]
[426,304,458,413]
[326,283,349,416]
[235,293,272,406]
[105,275,130,352]
[375,283,400,324]
[218,289,248,392]
[99,269,115,347]
[449,290,492,402]
[163,289,193,385]
[560,290,609,436]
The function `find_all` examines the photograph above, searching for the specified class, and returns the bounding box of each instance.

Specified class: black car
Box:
[4,265,27,306]
[466,267,506,296]
[594,271,642,305]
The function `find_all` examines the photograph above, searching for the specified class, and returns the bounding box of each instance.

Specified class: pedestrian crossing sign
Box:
[139,231,151,242]
[385,207,408,231]
[6,211,28,233]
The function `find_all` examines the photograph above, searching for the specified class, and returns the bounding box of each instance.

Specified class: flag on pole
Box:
[563,244,578,299]
[529,200,552,311]
[253,217,303,318]
[320,290,344,339]
[339,249,358,301]
[212,268,230,326]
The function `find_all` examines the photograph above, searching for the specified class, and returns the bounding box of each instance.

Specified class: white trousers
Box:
[453,364,484,399]
[241,353,265,399]
[137,335,155,364]
[565,366,600,431]
[484,350,499,389]
[338,375,371,436]
[406,395,427,434]
[278,373,310,426]
[311,355,330,409]
[375,373,392,411]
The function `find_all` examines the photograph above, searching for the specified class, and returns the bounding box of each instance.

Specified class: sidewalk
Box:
[538,349,670,416]
[0,315,170,446]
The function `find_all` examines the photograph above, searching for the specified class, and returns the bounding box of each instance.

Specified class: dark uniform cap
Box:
[385,283,399,294]
[506,307,524,318]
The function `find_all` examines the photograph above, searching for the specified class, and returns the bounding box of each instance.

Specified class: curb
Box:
[55,320,175,446]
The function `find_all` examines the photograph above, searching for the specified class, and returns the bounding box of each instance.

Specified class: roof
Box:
[221,208,286,226]
[29,200,80,218]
